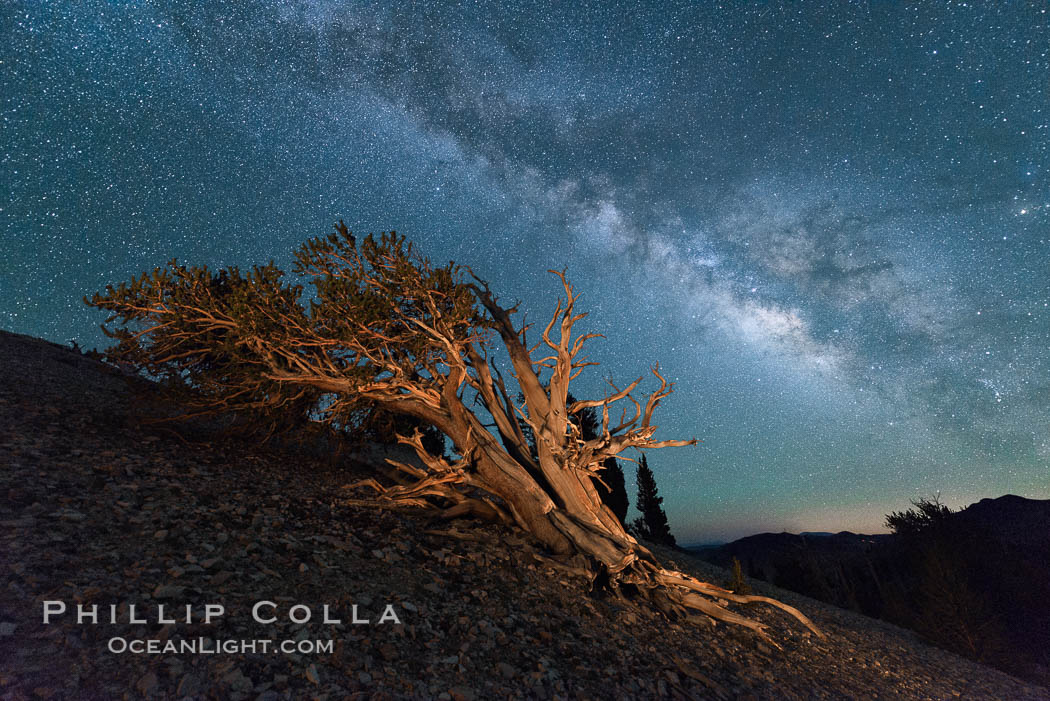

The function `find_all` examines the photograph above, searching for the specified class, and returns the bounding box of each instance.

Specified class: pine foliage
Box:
[885,496,953,537]
[632,455,675,546]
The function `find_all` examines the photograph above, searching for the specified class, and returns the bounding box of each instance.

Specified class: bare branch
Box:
[86,228,818,645]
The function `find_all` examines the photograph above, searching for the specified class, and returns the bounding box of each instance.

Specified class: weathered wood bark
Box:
[87,225,824,644]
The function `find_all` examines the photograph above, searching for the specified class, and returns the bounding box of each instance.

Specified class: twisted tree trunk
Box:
[87,227,824,644]
[346,272,824,644]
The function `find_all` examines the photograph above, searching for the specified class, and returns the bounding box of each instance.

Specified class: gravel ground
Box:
[1,329,1047,700]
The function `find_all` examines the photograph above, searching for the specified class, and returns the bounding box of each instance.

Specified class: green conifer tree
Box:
[632,455,675,546]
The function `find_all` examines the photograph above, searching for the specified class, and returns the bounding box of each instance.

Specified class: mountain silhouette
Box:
[690,495,1050,686]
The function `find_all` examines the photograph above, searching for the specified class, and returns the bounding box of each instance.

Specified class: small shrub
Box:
[731,556,751,594]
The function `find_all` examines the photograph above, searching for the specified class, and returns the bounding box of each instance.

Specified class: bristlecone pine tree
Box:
[87,223,823,643]
[568,392,630,525]
[632,454,676,546]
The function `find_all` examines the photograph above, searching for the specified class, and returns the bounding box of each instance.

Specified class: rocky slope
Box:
[1,329,1047,700]
[689,497,1050,685]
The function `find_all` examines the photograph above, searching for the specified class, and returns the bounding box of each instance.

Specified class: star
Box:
[3,0,1048,541]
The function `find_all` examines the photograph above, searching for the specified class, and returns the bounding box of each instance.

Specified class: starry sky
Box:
[4,1,1048,542]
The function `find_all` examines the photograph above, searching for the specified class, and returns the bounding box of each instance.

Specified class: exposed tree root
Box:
[422,528,495,544]
[657,568,826,640]
[344,443,827,647]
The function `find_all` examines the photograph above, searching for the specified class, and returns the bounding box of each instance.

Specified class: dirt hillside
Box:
[1,329,1046,700]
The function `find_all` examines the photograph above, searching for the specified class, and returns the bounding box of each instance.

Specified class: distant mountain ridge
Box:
[684,530,886,554]
[953,494,1050,549]
[689,495,1050,686]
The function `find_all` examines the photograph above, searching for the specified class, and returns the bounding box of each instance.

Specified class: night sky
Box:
[4,1,1048,542]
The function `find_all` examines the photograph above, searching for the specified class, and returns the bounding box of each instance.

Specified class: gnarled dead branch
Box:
[87,222,823,644]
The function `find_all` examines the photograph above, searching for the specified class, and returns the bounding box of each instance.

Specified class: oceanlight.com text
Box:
[107,637,335,655]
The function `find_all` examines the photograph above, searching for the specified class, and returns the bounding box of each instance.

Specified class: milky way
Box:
[4,1,1048,541]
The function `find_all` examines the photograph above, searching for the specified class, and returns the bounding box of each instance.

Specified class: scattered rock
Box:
[152,584,185,599]
[135,672,158,695]
[1,329,1047,700]
[449,685,476,701]
[222,666,252,693]
[176,673,201,696]
[210,571,234,586]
